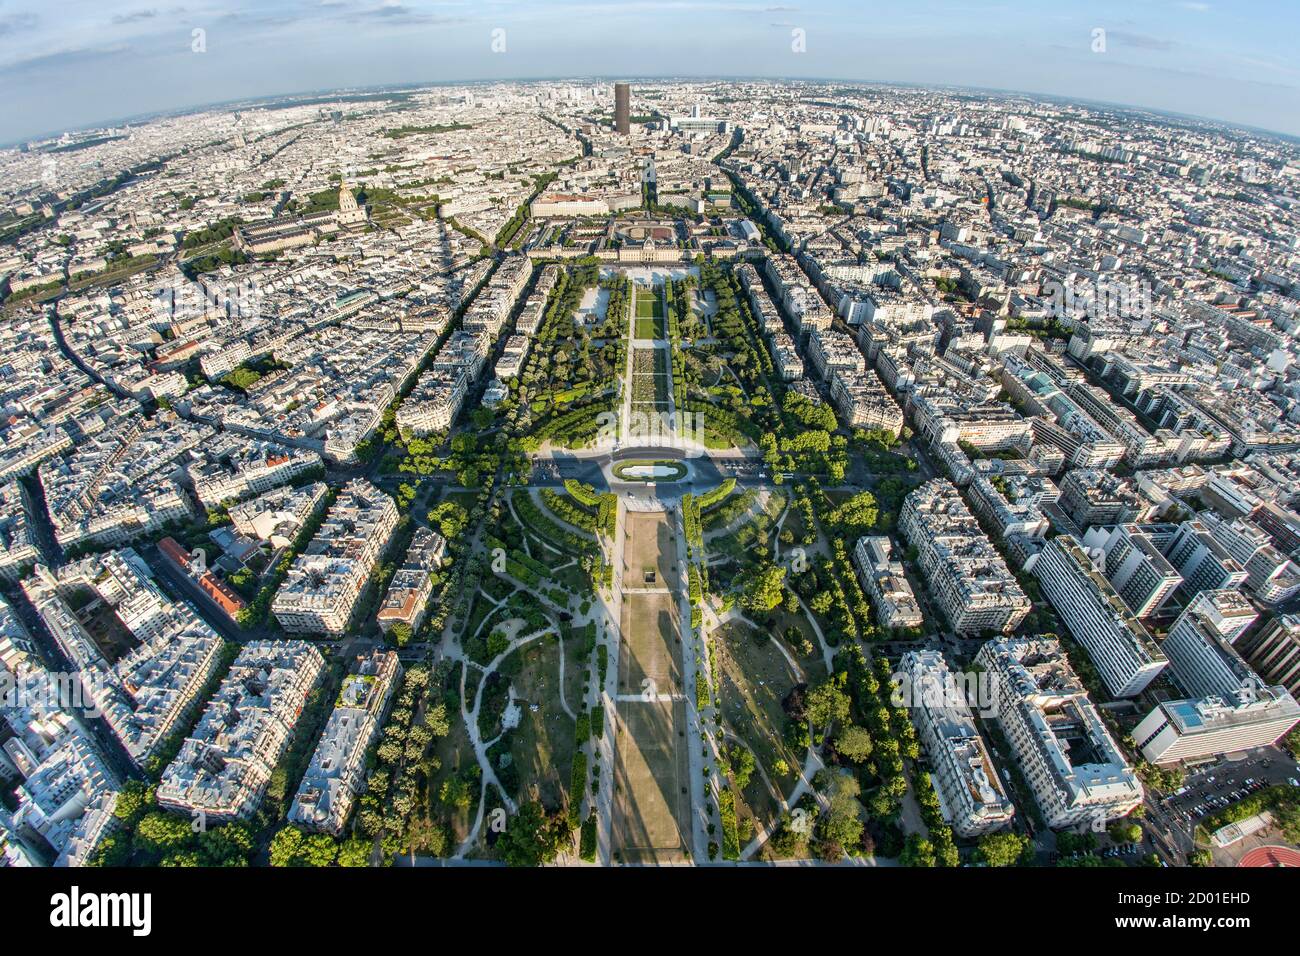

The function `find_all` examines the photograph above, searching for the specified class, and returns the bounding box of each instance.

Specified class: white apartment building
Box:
[831,370,904,434]
[271,479,398,635]
[1201,512,1300,605]
[1098,523,1184,618]
[0,480,39,582]
[899,480,1031,635]
[376,527,447,635]
[1033,536,1168,698]
[228,481,329,548]
[396,367,468,436]
[157,641,325,822]
[21,549,225,767]
[1238,615,1300,698]
[0,594,121,867]
[968,471,1058,544]
[899,650,1015,837]
[852,536,924,631]
[769,331,804,381]
[186,435,322,508]
[1162,592,1261,701]
[976,637,1144,830]
[288,650,400,834]
[806,329,865,381]
[1134,690,1300,765]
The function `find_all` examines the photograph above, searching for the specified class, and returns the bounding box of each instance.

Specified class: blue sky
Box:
[1,0,1297,143]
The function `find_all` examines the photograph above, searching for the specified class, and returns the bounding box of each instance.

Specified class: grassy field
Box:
[612,697,689,864]
[630,347,671,410]
[622,511,679,590]
[634,287,666,338]
[714,620,806,837]
[505,633,582,808]
[620,592,682,695]
[768,609,829,683]
[427,690,478,847]
[612,509,690,864]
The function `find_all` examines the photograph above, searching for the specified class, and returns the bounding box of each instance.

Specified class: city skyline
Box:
[2,0,1299,144]
[3,0,1300,918]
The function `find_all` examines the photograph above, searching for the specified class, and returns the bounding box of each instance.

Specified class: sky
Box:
[1,0,1297,144]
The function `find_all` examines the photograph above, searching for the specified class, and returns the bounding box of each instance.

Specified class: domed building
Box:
[335,181,370,231]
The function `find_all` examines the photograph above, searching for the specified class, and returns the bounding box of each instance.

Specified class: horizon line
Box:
[5,72,1299,152]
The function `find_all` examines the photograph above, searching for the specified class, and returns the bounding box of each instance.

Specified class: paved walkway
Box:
[452,623,555,858]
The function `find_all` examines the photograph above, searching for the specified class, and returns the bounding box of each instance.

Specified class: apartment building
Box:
[0,479,39,582]
[157,641,325,822]
[1164,519,1250,598]
[185,434,322,509]
[1097,523,1184,618]
[21,549,225,767]
[769,331,804,381]
[898,480,1031,635]
[228,481,329,548]
[851,536,924,631]
[288,650,401,834]
[1237,615,1300,698]
[1161,592,1261,699]
[1033,536,1168,698]
[397,367,469,436]
[271,479,398,635]
[968,471,1058,544]
[831,370,904,434]
[975,637,1144,830]
[0,594,121,867]
[1056,469,1142,529]
[1201,512,1300,605]
[376,527,447,635]
[1134,683,1300,766]
[899,650,1015,837]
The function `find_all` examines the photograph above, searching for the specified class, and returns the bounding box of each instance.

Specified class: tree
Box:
[830,491,879,536]
[487,628,511,658]
[818,772,865,850]
[1109,821,1142,844]
[496,802,568,867]
[1282,726,1300,761]
[336,837,372,868]
[806,673,852,731]
[738,562,787,613]
[301,833,340,867]
[834,725,874,763]
[268,826,308,867]
[135,812,192,856]
[113,780,154,825]
[976,831,1029,867]
[728,745,756,790]
[900,833,936,867]
[196,824,254,867]
[425,701,451,738]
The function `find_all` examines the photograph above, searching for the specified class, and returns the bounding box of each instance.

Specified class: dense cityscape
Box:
[0,71,1298,891]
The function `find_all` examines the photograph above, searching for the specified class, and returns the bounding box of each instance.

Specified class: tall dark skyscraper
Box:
[614,82,630,135]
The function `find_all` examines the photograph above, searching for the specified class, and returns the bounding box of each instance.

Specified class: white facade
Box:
[976,637,1143,830]
[899,650,1015,837]
[1034,536,1168,698]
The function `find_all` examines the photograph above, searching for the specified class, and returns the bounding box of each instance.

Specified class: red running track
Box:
[1238,845,1300,867]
